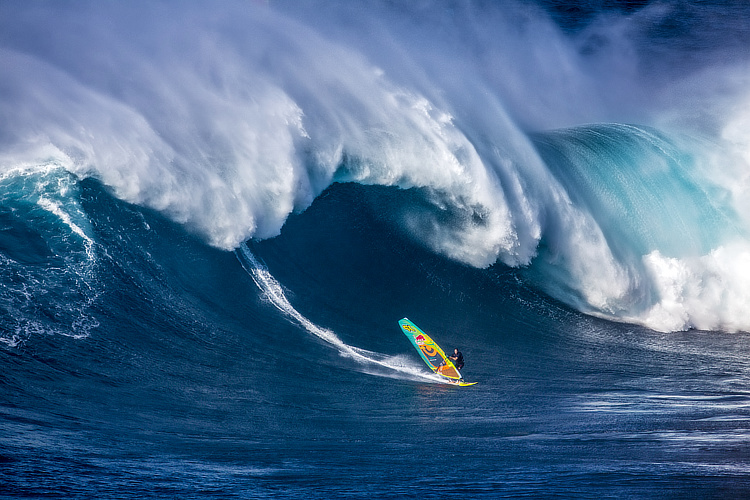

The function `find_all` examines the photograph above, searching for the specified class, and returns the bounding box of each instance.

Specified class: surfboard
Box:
[398,318,477,386]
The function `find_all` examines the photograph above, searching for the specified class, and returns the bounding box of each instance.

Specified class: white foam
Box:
[638,245,750,332]
[37,198,93,246]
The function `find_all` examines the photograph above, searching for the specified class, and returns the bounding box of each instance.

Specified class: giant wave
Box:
[2,0,750,333]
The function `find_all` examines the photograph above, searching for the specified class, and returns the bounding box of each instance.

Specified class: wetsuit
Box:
[452,351,464,370]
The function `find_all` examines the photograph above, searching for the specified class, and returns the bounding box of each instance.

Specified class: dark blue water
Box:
[3,1,750,498]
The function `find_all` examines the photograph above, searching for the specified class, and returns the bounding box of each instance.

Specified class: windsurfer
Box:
[449,348,464,370]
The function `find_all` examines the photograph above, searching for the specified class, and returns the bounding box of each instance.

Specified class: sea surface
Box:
[2,1,750,498]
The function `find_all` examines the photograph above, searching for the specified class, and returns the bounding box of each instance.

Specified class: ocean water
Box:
[2,1,750,498]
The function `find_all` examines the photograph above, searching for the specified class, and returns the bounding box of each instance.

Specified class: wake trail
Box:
[236,244,444,383]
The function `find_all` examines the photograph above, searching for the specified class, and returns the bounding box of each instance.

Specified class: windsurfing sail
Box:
[398,318,462,380]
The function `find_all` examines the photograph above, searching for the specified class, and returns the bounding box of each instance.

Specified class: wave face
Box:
[2,1,750,332]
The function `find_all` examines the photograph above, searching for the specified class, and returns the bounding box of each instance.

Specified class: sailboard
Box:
[398,318,477,386]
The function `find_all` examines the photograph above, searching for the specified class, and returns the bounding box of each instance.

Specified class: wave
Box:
[529,124,749,332]
[2,1,750,332]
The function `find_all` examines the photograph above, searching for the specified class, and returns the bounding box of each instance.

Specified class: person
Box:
[449,348,464,370]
